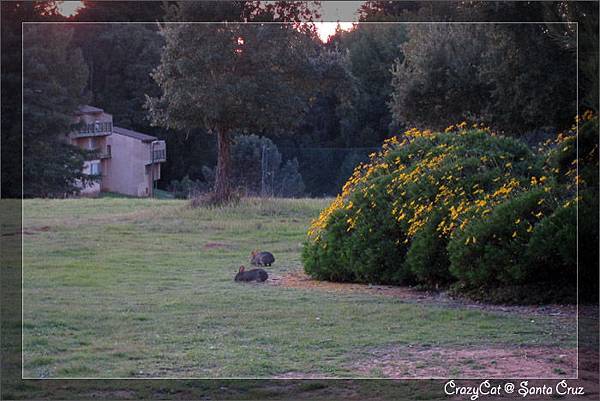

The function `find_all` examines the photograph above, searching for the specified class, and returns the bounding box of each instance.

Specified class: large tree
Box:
[389,23,576,134]
[146,2,319,202]
[1,1,69,197]
[23,24,91,197]
[72,24,164,131]
[330,23,408,146]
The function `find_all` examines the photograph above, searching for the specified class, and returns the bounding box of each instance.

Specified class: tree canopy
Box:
[389,23,576,134]
[23,24,92,197]
[4,0,597,199]
[146,2,320,201]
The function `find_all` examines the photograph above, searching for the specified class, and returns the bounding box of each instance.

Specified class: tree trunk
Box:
[214,129,232,202]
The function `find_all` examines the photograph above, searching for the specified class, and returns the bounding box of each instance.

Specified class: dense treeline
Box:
[2,1,598,198]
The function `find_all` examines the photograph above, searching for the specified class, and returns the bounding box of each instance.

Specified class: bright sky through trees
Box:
[55,1,361,42]
[315,1,362,41]
[56,1,84,17]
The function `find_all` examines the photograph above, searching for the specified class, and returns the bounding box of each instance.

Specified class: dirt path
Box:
[267,270,582,380]
[268,270,577,320]
[350,345,576,379]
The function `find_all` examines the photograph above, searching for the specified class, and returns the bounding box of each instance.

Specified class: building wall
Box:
[71,136,109,153]
[70,108,163,198]
[102,133,158,197]
[70,111,112,196]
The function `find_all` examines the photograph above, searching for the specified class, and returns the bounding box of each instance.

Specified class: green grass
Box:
[98,189,175,199]
[22,198,575,378]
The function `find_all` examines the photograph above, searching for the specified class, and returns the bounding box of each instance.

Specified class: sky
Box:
[314,1,364,41]
[55,1,363,42]
[55,1,84,17]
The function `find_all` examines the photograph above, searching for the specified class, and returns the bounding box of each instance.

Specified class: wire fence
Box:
[166,145,382,199]
[275,146,381,197]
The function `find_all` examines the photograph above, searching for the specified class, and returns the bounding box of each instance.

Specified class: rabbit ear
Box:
[239,266,245,273]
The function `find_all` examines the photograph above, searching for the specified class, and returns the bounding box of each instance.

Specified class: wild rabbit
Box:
[250,250,275,267]
[234,265,268,282]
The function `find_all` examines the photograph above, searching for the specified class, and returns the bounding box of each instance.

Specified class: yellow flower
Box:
[515,218,520,224]
[512,231,517,238]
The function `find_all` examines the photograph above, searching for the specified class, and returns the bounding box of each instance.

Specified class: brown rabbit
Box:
[234,265,268,282]
[250,250,275,267]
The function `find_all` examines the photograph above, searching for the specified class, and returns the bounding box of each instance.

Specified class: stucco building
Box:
[71,105,166,197]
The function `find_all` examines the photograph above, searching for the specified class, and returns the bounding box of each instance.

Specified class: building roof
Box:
[77,105,105,114]
[113,126,158,143]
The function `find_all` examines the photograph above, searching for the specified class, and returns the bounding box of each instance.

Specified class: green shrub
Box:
[303,128,543,286]
[579,189,599,302]
[303,117,597,304]
[526,202,576,277]
[447,189,556,287]
[544,115,598,302]
[404,211,452,286]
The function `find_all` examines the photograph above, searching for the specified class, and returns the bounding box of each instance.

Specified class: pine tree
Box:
[23,24,91,197]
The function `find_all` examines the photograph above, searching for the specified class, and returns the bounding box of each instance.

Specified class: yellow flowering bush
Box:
[448,188,559,287]
[303,115,598,303]
[451,116,598,301]
[303,127,544,285]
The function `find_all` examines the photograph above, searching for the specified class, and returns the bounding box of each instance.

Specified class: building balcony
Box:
[85,147,111,160]
[97,149,112,159]
[71,121,113,138]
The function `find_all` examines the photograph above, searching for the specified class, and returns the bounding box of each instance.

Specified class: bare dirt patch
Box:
[4,226,51,236]
[202,242,231,250]
[89,390,137,399]
[270,270,576,319]
[350,345,577,379]
[274,372,338,379]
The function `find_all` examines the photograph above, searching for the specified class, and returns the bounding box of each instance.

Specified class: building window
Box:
[90,162,101,175]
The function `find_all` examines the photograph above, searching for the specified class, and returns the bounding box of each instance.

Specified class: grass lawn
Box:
[22,198,576,379]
